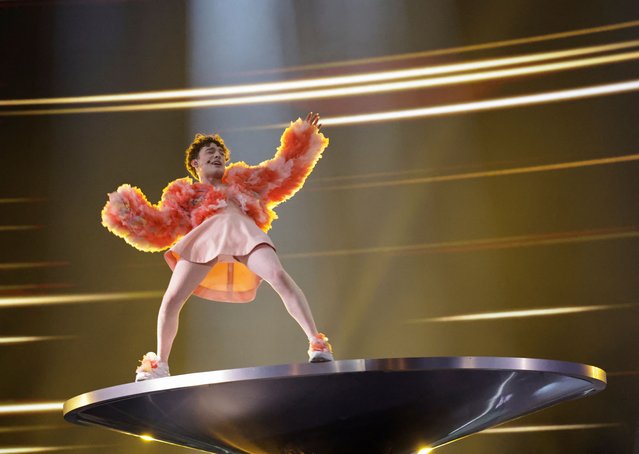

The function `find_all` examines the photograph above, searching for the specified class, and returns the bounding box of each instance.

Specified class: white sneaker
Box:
[134,352,170,382]
[308,333,334,363]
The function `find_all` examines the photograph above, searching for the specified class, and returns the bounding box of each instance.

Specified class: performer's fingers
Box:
[305,112,321,127]
[317,123,322,130]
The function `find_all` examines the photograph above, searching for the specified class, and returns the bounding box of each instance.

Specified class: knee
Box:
[266,267,291,289]
[161,291,187,311]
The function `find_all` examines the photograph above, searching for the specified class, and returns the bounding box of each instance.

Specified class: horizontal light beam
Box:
[0,446,109,454]
[0,198,45,204]
[0,402,63,415]
[1,40,637,111]
[0,283,72,292]
[0,262,68,271]
[481,423,621,434]
[0,226,42,232]
[607,370,639,377]
[317,79,639,127]
[0,291,163,308]
[87,48,639,110]
[412,304,636,323]
[229,45,639,108]
[0,336,75,345]
[0,449,63,454]
[242,19,639,74]
[0,425,67,434]
[281,227,639,259]
[311,153,639,191]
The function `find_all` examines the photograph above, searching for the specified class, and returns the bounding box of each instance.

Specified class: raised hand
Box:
[305,112,322,132]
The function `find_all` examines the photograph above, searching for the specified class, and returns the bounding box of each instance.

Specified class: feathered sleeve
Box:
[224,117,329,207]
[101,178,195,252]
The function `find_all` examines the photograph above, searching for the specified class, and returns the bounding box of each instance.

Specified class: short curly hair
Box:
[184,133,231,180]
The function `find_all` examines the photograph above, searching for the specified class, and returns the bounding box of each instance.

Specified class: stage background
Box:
[1,0,638,452]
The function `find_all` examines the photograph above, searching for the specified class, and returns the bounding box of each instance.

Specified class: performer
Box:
[102,112,333,381]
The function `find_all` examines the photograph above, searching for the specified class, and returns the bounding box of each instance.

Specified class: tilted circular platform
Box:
[63,357,606,453]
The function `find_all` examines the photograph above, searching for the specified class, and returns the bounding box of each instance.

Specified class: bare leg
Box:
[157,258,214,362]
[239,245,318,339]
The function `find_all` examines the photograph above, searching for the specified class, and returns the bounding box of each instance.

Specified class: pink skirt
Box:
[164,203,275,303]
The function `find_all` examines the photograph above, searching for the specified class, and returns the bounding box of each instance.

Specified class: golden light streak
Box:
[607,370,639,377]
[0,283,72,292]
[0,226,42,232]
[412,304,636,323]
[311,153,639,191]
[0,425,66,434]
[0,446,108,454]
[315,79,639,127]
[281,227,639,259]
[188,48,639,110]
[0,198,46,204]
[481,423,621,434]
[0,402,63,415]
[139,435,156,442]
[0,290,163,308]
[2,39,638,112]
[0,336,74,345]
[0,262,68,270]
[0,449,66,454]
[240,20,639,74]
[312,167,429,184]
[310,154,569,184]
[115,48,639,111]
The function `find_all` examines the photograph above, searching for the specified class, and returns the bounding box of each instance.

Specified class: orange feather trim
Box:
[101,178,195,252]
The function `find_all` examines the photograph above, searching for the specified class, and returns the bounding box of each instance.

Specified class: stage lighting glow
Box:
[0,449,60,454]
[0,291,163,308]
[1,40,638,113]
[289,48,639,104]
[0,425,66,434]
[241,19,639,73]
[607,370,639,377]
[317,79,639,127]
[282,227,639,259]
[0,226,42,232]
[312,153,639,191]
[131,432,185,449]
[0,198,45,204]
[0,402,63,415]
[481,423,620,433]
[413,304,636,323]
[0,283,72,292]
[0,447,106,453]
[0,262,68,270]
[96,48,639,111]
[417,448,433,454]
[0,336,74,345]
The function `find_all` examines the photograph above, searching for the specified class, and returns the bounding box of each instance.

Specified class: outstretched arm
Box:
[225,112,329,207]
[101,178,195,252]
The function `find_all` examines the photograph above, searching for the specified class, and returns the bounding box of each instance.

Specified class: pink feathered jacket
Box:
[101,118,329,252]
